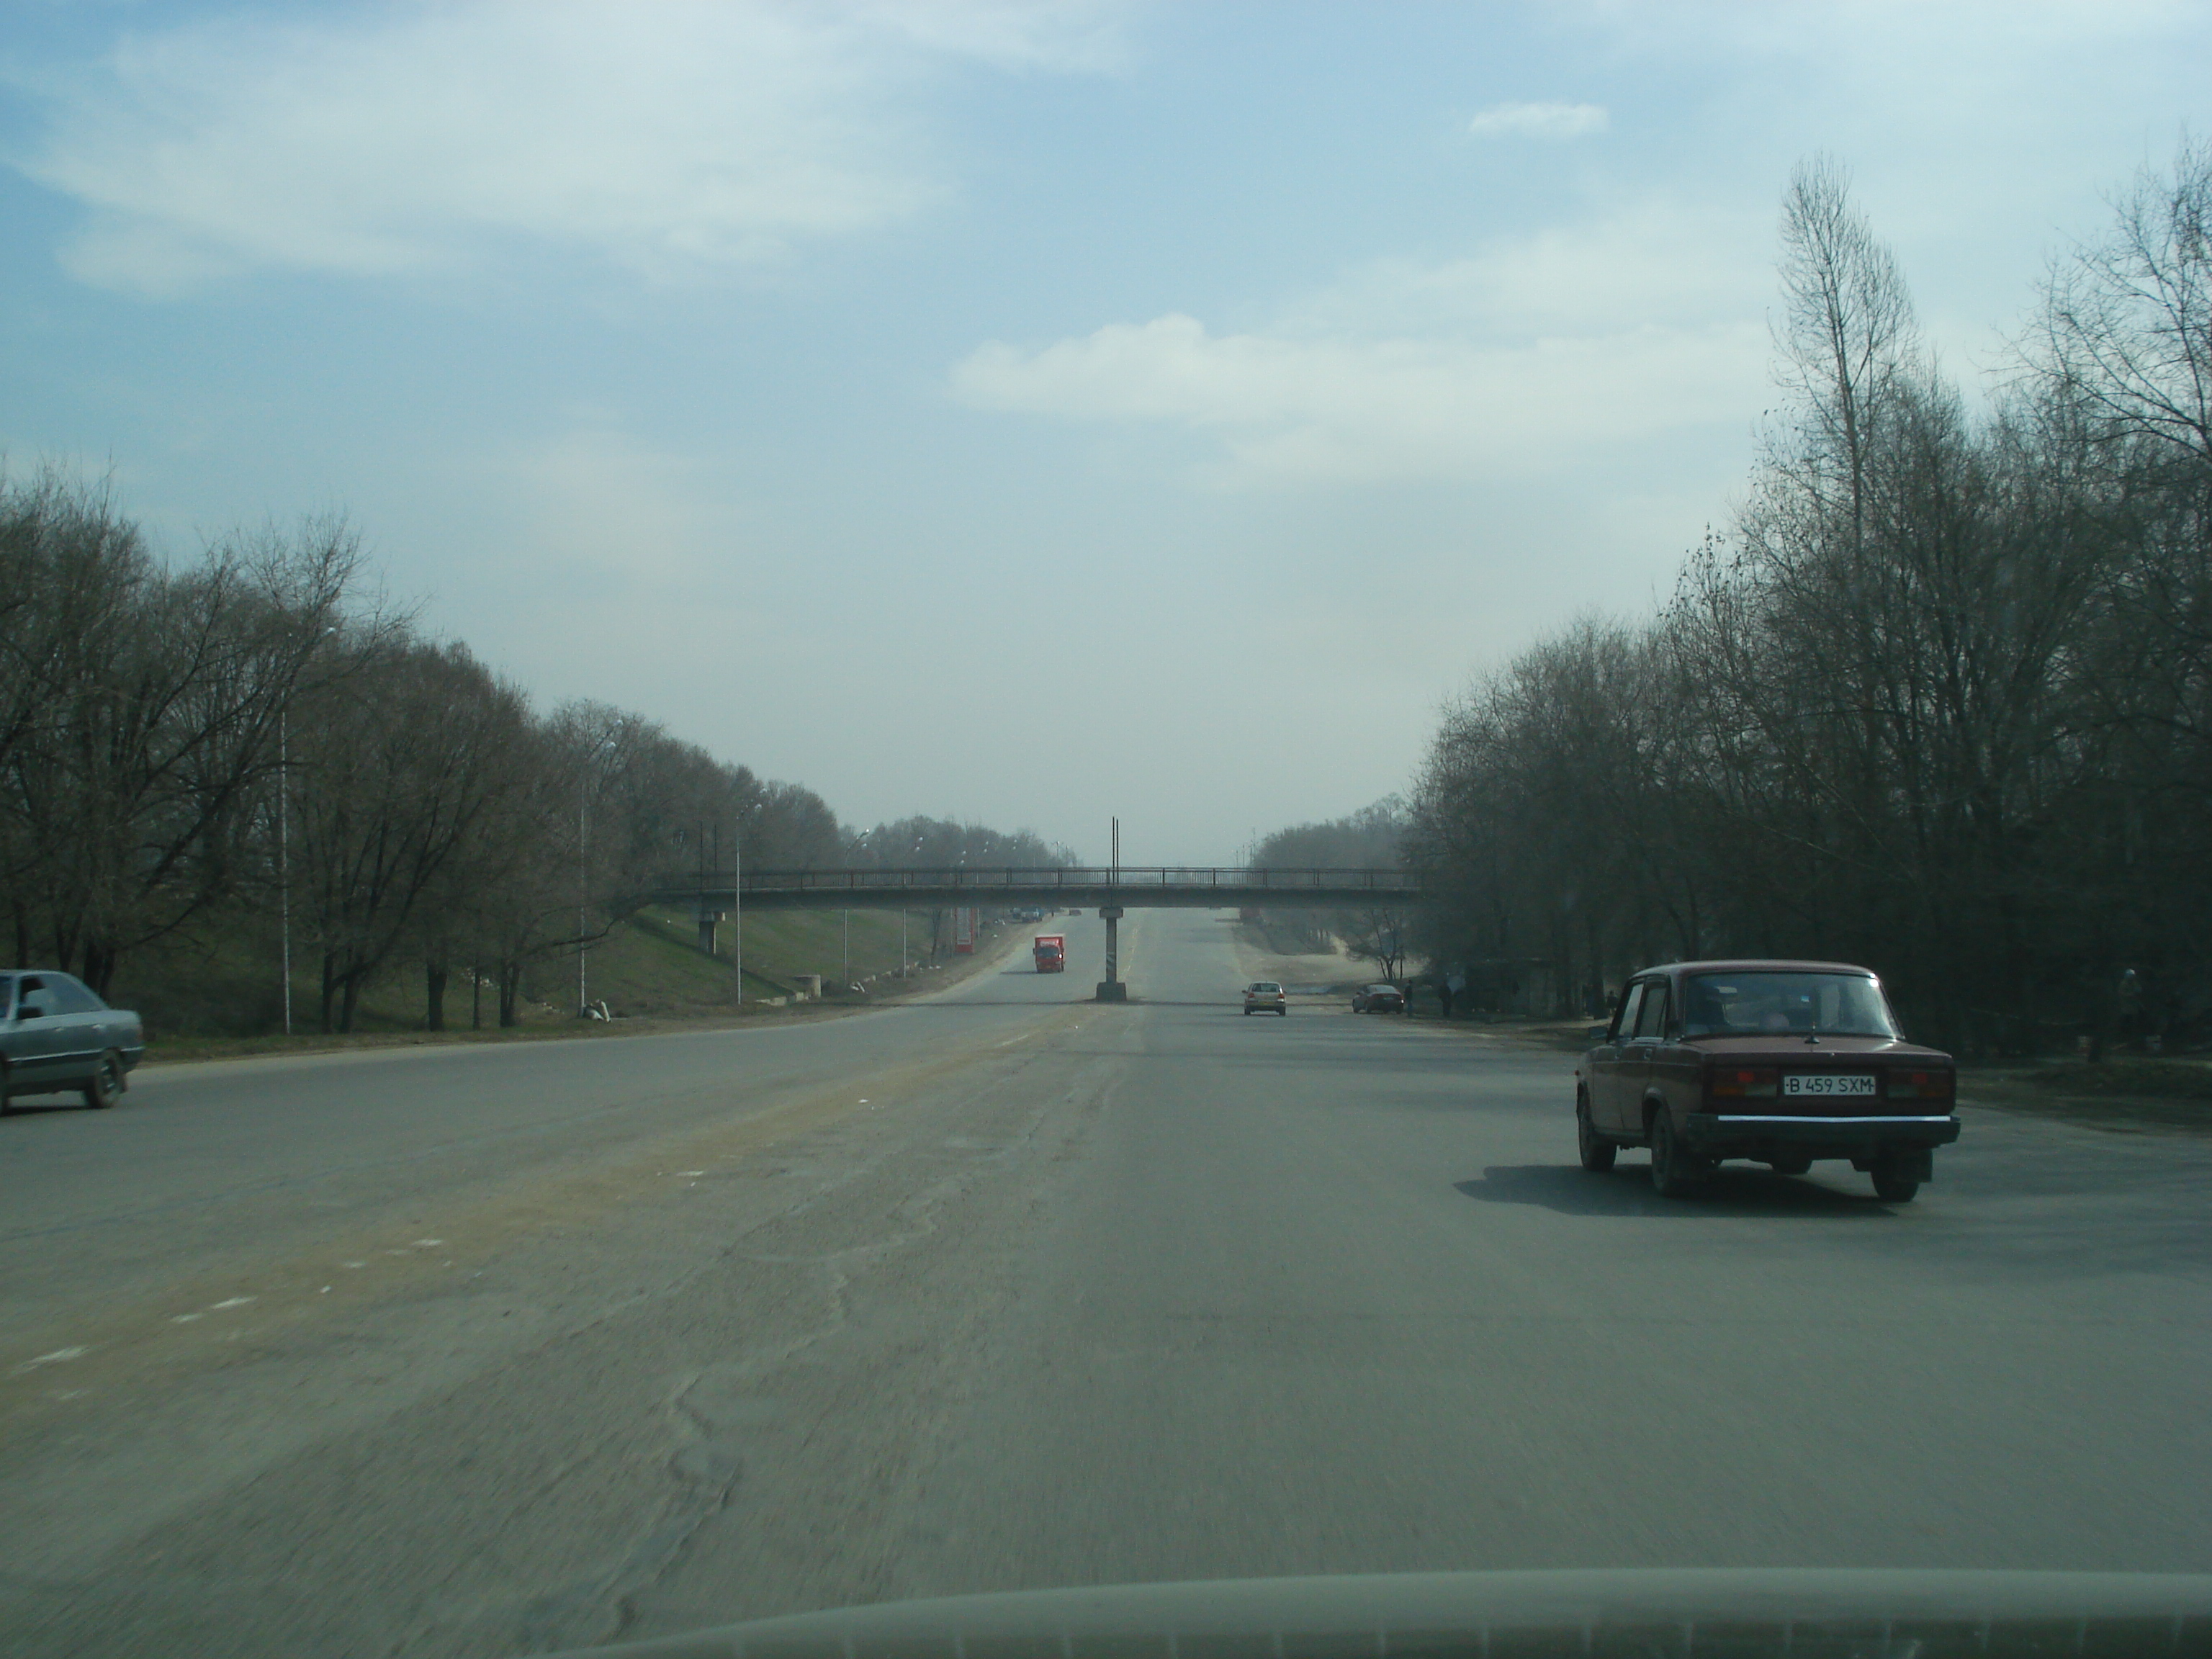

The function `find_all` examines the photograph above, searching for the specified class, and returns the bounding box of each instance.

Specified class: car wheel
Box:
[1575,1093,1616,1172]
[1768,1154,1812,1176]
[1278,1007,1287,1016]
[1242,1007,1251,1015]
[1870,1156,1921,1203]
[83,1051,123,1110]
[0,1058,12,1116]
[1648,1108,1706,1198]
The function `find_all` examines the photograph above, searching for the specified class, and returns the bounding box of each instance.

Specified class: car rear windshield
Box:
[1250,983,1281,992]
[1681,971,1899,1039]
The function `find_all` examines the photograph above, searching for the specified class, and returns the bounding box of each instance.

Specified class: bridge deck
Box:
[649,867,1419,911]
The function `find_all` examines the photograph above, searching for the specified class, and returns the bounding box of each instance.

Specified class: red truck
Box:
[1033,934,1066,973]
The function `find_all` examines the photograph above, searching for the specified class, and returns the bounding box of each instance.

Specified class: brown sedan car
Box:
[1574,960,1958,1201]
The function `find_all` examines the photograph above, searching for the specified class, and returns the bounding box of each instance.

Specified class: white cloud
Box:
[1467,101,1609,140]
[853,0,1130,71]
[950,204,1771,486]
[9,0,1123,294]
[955,315,1763,485]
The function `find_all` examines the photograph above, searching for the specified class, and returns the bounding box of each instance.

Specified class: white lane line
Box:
[209,1296,256,1310]
[18,1346,87,1371]
[341,1261,367,1269]
[171,1313,203,1324]
[413,1238,444,1247]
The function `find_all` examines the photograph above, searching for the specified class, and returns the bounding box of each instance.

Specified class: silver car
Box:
[0,971,145,1112]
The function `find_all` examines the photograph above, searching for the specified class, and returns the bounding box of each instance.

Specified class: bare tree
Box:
[0,480,369,991]
[289,639,529,1031]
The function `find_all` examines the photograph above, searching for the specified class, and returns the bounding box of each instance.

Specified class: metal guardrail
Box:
[645,867,1421,909]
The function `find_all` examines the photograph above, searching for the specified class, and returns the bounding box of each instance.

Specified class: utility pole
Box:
[842,908,850,991]
[732,821,743,1005]
[577,768,590,1016]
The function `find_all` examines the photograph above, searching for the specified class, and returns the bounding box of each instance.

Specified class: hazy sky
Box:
[4,2,2207,864]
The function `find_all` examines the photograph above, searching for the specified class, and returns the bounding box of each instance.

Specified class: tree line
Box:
[0,472,1055,1033]
[1408,146,2212,1054]
[843,814,1076,961]
[1249,798,1413,981]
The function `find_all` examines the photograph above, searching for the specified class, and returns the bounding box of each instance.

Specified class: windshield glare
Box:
[1683,971,1899,1039]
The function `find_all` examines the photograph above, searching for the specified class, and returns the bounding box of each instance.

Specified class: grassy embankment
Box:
[115,904,1012,1062]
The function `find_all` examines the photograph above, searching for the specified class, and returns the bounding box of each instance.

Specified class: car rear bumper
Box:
[1684,1112,1959,1156]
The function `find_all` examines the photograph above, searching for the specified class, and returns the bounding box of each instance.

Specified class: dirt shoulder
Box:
[1429,1016,1593,1051]
[1353,1018,2212,1138]
[1958,1057,2212,1138]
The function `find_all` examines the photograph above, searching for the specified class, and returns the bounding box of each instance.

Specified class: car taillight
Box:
[1709,1067,1780,1100]
[1889,1070,1955,1102]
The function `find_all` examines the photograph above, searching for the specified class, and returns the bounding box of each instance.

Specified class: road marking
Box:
[19,1347,87,1371]
[209,1296,256,1310]
[170,1313,203,1323]
[341,1260,367,1269]
[413,1238,444,1247]
[676,1171,706,1178]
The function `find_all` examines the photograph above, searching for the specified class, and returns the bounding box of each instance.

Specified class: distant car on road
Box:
[1243,981,1287,1015]
[1575,959,1958,1201]
[1,971,145,1113]
[1351,984,1404,1014]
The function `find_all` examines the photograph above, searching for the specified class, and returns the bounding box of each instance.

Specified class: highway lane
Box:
[5,909,2211,1657]
[3,912,1110,1331]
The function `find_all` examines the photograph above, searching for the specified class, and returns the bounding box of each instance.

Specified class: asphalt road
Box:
[4,910,2209,1657]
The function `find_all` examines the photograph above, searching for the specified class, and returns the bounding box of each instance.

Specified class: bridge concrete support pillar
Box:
[1095,907,1128,1002]
[698,906,725,956]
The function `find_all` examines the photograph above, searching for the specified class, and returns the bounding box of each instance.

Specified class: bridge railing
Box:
[652,866,1421,898]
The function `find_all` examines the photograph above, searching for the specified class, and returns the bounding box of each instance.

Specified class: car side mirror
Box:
[1587,1024,1608,1042]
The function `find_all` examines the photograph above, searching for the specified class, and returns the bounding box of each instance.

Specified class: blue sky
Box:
[4,1,2208,863]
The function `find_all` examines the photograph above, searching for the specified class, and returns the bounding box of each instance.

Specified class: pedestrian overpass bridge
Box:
[646,867,1421,1002]
[652,866,1419,912]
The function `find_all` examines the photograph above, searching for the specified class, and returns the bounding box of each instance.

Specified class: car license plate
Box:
[1783,1074,1876,1097]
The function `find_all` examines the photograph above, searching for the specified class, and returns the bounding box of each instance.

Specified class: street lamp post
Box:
[577,734,614,1017]
[279,710,291,1037]
[276,624,339,1036]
